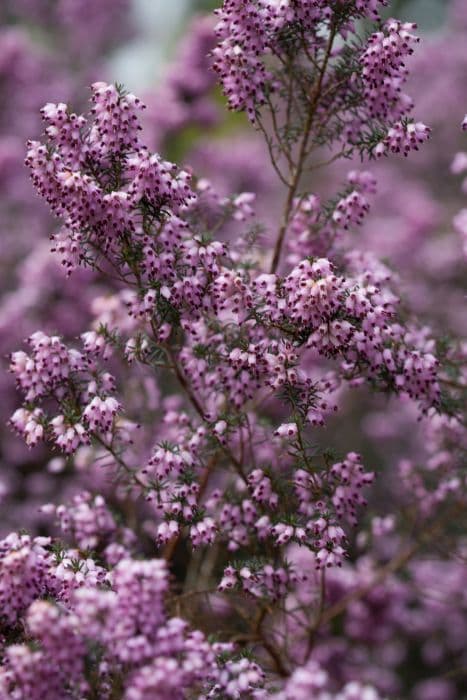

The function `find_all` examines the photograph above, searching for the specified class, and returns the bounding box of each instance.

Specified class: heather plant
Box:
[1,1,466,698]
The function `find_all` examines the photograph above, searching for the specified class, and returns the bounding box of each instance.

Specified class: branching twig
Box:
[270,24,338,273]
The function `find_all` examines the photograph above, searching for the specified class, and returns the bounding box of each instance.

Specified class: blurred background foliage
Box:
[0,1,454,98]
[109,0,452,91]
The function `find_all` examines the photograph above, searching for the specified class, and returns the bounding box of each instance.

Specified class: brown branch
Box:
[270,24,338,273]
[164,344,206,419]
[256,113,290,187]
[254,606,289,678]
[92,432,147,491]
[306,567,326,655]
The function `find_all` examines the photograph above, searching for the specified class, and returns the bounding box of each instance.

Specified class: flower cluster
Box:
[0,600,85,700]
[276,658,384,700]
[0,533,54,626]
[360,19,418,122]
[52,492,117,550]
[255,257,440,409]
[26,83,195,275]
[286,171,377,262]
[10,331,121,453]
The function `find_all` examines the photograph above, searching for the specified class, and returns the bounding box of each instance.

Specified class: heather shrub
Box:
[0,2,466,698]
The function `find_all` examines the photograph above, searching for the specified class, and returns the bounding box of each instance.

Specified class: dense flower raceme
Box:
[212,1,429,158]
[9,330,121,453]
[2,1,467,698]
